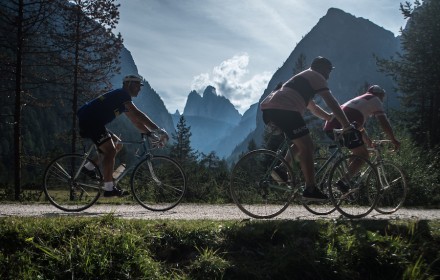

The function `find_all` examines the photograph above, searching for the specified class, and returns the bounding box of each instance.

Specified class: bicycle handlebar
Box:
[142,129,168,149]
[368,139,397,153]
[372,139,391,146]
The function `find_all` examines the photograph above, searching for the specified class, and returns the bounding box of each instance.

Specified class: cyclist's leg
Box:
[348,145,369,174]
[344,128,369,177]
[82,124,117,189]
[85,132,123,167]
[97,137,117,186]
[291,134,315,187]
[263,109,307,169]
[294,134,328,200]
[263,109,327,201]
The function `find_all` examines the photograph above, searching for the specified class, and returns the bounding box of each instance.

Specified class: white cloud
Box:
[191,53,272,114]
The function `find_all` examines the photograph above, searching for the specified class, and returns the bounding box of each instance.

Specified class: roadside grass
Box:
[1,215,439,279]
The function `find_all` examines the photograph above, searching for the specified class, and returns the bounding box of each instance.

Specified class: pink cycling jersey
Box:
[324,93,385,131]
[260,69,330,116]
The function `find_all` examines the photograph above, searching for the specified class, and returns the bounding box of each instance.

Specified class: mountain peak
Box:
[183,86,241,125]
[203,85,217,97]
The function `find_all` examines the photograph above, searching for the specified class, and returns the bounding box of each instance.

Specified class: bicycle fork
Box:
[146,157,162,184]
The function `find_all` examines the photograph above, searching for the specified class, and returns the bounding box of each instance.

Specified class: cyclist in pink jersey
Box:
[323,85,400,150]
[321,85,401,193]
[261,56,360,201]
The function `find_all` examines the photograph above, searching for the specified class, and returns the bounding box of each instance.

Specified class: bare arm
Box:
[376,114,400,149]
[318,91,351,128]
[124,101,159,133]
[307,100,333,121]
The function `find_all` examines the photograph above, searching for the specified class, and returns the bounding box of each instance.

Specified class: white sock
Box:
[85,162,95,170]
[103,182,114,191]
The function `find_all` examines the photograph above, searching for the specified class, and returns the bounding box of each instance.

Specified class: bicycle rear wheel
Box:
[374,161,407,214]
[328,155,380,219]
[302,157,337,215]
[43,154,102,212]
[131,156,186,211]
[229,149,296,219]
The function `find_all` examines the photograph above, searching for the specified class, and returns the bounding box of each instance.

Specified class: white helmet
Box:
[123,74,144,85]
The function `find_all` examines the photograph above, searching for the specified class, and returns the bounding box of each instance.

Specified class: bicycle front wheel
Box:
[374,161,407,214]
[43,154,102,212]
[302,157,337,215]
[328,155,380,219]
[131,156,186,211]
[229,149,296,219]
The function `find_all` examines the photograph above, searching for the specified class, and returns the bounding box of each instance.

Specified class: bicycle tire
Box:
[302,157,337,215]
[373,161,407,214]
[229,149,296,219]
[328,154,380,219]
[43,154,102,212]
[131,155,186,211]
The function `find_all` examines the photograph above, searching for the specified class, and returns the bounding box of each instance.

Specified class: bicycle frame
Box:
[368,140,394,190]
[78,133,156,185]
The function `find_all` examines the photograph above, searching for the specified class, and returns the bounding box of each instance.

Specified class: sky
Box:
[114,0,408,114]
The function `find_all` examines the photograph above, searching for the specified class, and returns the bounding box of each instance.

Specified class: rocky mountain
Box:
[183,86,241,125]
[174,86,252,158]
[228,8,402,163]
[107,47,176,139]
[114,8,403,161]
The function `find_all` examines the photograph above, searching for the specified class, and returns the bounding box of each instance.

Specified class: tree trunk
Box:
[71,5,81,154]
[13,0,24,200]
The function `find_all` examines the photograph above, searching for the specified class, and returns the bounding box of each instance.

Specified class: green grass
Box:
[1,216,439,279]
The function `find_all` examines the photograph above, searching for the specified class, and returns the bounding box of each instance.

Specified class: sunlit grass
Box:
[1,216,439,279]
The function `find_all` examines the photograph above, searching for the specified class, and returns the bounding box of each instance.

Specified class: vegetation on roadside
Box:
[1,215,439,279]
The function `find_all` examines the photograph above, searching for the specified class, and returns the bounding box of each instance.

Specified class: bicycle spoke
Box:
[43,154,101,212]
[374,162,407,214]
[302,157,337,215]
[328,155,380,219]
[230,149,295,219]
[131,156,186,211]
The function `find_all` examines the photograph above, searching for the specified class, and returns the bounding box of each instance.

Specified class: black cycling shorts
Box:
[262,109,309,140]
[79,121,113,147]
[325,129,364,149]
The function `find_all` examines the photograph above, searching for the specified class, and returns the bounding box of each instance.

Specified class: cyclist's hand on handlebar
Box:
[342,123,357,134]
[156,128,169,148]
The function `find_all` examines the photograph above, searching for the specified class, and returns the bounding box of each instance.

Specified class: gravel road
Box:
[1,203,439,220]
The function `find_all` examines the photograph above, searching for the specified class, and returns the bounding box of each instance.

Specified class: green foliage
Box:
[170,115,198,164]
[391,137,440,207]
[2,217,439,279]
[377,0,440,148]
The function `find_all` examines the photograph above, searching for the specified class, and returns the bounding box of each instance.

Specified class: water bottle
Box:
[112,163,126,179]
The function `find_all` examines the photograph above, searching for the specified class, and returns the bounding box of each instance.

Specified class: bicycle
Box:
[43,132,187,212]
[229,125,381,219]
[368,140,407,214]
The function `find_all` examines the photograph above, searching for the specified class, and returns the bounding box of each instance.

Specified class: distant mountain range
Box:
[112,7,402,162]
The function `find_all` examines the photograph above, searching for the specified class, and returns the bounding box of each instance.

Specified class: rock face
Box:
[229,7,402,162]
[183,86,241,126]
[117,8,402,161]
[177,86,254,157]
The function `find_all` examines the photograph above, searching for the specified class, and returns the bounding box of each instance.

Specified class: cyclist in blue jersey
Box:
[77,74,168,197]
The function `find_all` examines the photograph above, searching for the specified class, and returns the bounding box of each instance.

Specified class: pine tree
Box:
[170,115,197,163]
[0,0,59,199]
[53,0,123,153]
[377,0,440,148]
[293,53,307,74]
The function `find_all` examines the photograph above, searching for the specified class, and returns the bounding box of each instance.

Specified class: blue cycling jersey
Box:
[77,88,132,126]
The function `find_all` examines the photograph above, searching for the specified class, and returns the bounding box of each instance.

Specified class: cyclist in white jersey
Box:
[323,85,400,150]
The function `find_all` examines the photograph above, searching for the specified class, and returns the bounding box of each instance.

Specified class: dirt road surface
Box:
[1,203,439,220]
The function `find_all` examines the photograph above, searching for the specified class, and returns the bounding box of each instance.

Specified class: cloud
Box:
[191,53,273,114]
